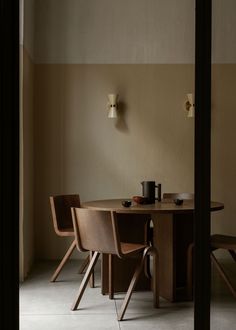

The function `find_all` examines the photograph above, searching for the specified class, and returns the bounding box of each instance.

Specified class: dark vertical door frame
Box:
[0,0,19,329]
[194,1,212,329]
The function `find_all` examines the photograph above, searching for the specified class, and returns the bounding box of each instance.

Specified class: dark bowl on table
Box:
[122,200,132,207]
[174,198,183,206]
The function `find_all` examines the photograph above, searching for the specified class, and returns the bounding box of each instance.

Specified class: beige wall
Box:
[34,64,195,259]
[33,63,236,260]
[211,65,236,236]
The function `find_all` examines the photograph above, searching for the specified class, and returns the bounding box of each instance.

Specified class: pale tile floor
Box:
[20,259,236,330]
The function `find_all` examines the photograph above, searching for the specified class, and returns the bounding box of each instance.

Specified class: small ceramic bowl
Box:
[174,198,183,206]
[122,200,132,207]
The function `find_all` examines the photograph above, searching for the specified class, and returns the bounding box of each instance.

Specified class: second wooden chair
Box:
[49,195,91,283]
[187,234,236,299]
[162,192,194,200]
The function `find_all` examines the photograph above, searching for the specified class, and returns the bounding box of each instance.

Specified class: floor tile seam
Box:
[20,311,167,316]
[110,300,122,330]
[20,312,118,316]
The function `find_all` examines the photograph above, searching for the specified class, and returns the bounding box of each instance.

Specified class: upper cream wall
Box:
[34,0,195,63]
[212,0,236,63]
[34,0,236,64]
[23,0,35,58]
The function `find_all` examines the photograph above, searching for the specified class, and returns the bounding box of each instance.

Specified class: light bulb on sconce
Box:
[184,93,195,118]
[107,94,118,118]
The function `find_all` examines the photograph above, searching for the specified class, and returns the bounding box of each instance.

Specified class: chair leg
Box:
[211,252,236,299]
[78,255,90,274]
[186,243,194,300]
[109,254,114,299]
[151,248,159,308]
[71,251,100,311]
[79,255,95,289]
[50,240,76,282]
[144,224,153,279]
[118,247,157,321]
[89,251,95,288]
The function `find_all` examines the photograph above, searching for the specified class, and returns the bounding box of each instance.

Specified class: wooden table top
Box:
[82,199,224,214]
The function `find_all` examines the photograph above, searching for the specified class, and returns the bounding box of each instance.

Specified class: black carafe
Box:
[141,181,162,204]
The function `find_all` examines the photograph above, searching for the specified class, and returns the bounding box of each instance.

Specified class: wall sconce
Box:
[107,94,118,118]
[184,93,195,118]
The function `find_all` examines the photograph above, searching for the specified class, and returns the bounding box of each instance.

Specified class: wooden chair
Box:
[187,234,236,299]
[163,192,194,200]
[49,195,91,282]
[71,208,159,321]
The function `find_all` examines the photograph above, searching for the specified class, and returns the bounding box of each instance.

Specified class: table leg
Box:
[152,213,175,301]
[101,213,151,295]
[152,213,193,302]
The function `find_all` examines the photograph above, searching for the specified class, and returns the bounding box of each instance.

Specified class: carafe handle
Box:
[155,183,162,202]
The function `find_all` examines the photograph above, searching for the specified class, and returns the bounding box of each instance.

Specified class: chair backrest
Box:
[50,195,81,234]
[163,192,194,200]
[71,208,123,258]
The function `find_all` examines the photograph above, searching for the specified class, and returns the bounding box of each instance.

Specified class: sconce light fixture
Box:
[107,94,118,118]
[184,93,195,118]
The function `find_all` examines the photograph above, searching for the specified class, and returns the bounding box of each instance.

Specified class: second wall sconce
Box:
[184,93,195,118]
[107,94,118,118]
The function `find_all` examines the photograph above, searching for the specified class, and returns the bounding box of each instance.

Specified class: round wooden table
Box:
[83,198,223,213]
[82,199,224,302]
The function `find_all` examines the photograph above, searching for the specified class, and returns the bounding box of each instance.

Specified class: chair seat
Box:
[211,234,236,250]
[58,227,74,236]
[60,227,74,232]
[121,242,147,255]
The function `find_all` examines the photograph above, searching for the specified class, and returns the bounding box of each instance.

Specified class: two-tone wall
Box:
[22,0,236,264]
